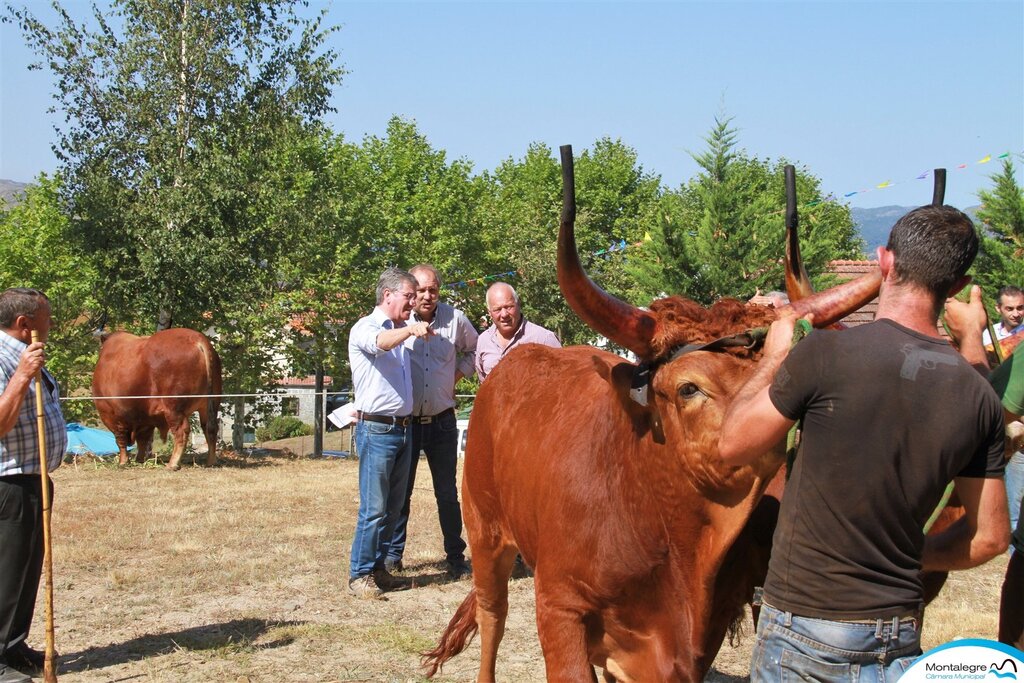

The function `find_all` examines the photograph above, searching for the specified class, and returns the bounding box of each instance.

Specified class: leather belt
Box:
[357,411,411,427]
[763,599,920,626]
[412,407,455,424]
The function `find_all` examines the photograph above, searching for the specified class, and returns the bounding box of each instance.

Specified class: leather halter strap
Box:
[629,328,769,406]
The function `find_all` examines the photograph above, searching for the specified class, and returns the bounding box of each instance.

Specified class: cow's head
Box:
[556,145,880,488]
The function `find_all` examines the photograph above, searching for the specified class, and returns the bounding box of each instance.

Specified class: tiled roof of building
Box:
[827,260,948,338]
[829,260,880,328]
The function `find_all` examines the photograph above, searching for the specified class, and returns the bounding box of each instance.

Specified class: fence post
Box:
[313,364,324,459]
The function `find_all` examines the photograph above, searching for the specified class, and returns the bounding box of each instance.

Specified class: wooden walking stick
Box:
[30,330,58,683]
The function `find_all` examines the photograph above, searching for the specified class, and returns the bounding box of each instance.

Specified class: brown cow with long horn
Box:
[423,146,882,682]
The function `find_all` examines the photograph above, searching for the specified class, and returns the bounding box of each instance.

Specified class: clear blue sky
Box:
[1,1,1021,209]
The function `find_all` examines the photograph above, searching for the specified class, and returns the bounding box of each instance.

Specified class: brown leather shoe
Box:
[347,574,384,600]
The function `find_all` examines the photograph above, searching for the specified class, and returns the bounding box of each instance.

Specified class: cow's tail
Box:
[200,341,222,464]
[421,587,479,678]
[204,345,222,425]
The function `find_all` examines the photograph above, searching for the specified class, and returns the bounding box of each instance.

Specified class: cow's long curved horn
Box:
[932,168,946,206]
[558,145,658,358]
[786,267,882,328]
[784,165,815,303]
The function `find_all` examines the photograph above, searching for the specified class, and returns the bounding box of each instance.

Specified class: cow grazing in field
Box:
[93,328,222,470]
[422,148,882,682]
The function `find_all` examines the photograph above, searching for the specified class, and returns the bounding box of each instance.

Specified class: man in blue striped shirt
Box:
[0,288,66,682]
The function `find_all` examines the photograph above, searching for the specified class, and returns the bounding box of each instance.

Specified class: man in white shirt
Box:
[346,268,432,599]
[983,285,1024,347]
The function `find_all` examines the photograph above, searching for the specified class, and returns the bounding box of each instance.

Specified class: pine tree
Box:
[973,158,1024,297]
[627,116,862,305]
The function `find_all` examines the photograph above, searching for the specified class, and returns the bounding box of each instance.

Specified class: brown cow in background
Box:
[422,148,883,682]
[93,328,222,470]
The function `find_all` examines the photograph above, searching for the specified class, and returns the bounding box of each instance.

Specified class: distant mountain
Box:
[851,205,981,256]
[0,180,28,208]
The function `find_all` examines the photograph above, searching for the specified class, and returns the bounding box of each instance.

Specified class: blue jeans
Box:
[751,603,921,682]
[1006,451,1024,542]
[389,409,466,565]
[349,420,411,580]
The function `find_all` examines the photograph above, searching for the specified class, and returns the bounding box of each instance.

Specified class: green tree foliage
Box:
[275,117,486,389]
[627,116,864,305]
[358,117,484,279]
[0,175,101,420]
[8,0,343,333]
[973,158,1024,299]
[474,139,662,345]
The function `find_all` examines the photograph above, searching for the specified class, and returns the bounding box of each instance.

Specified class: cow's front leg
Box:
[534,581,598,682]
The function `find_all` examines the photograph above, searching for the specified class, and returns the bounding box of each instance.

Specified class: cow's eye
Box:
[678,382,705,399]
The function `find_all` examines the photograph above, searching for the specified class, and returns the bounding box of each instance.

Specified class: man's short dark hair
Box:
[0,288,48,329]
[885,205,978,298]
[997,285,1024,305]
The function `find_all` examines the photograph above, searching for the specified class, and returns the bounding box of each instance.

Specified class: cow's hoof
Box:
[166,464,181,471]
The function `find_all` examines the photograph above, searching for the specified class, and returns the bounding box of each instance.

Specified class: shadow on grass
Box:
[58,617,302,674]
[66,448,315,471]
[705,669,749,682]
[396,560,530,591]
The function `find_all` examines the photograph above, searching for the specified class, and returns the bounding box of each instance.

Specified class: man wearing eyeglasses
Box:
[347,268,432,599]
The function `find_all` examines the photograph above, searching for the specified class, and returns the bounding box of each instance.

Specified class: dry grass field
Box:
[32,432,1006,682]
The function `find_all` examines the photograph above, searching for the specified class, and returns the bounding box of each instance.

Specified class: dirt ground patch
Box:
[35,441,1006,682]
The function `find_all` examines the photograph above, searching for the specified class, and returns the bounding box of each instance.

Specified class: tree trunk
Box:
[157,307,173,331]
[232,396,245,452]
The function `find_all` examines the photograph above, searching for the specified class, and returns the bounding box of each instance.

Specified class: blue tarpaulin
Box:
[65,423,125,456]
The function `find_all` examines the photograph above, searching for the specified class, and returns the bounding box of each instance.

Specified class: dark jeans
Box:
[1000,544,1024,648]
[0,474,51,654]
[389,409,466,566]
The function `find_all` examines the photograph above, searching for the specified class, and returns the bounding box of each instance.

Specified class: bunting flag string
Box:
[445,238,652,289]
[447,269,521,289]
[445,149,1021,289]
[839,151,1017,199]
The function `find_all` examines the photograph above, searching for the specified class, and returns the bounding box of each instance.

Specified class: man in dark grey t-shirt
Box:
[718,205,1009,682]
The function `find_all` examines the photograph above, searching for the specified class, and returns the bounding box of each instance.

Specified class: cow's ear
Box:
[606,361,662,440]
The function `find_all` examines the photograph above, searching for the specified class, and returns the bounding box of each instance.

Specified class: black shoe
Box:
[446,559,472,580]
[5,643,47,674]
[0,660,31,683]
[384,558,404,573]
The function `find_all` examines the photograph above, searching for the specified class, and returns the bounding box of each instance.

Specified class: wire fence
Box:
[59,388,477,462]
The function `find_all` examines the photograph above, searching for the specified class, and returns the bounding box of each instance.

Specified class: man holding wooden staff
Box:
[0,288,65,682]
